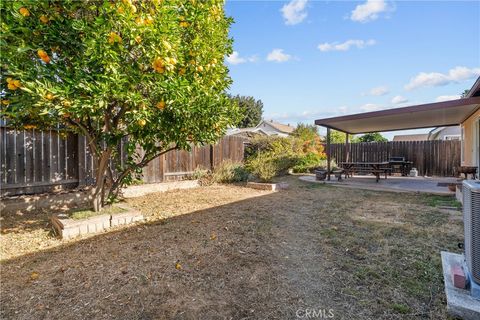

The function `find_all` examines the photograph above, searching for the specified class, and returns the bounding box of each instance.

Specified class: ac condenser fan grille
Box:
[472,191,480,283]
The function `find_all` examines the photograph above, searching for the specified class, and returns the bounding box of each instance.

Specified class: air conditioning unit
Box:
[463,180,480,299]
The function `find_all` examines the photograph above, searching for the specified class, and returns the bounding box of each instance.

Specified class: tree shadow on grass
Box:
[1,190,308,320]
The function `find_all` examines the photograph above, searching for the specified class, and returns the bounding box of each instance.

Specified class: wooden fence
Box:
[328,140,461,177]
[0,127,245,197]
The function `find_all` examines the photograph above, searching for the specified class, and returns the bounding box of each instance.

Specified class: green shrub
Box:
[245,135,299,178]
[292,152,323,173]
[245,135,302,158]
[192,166,213,186]
[212,160,249,183]
[246,153,277,182]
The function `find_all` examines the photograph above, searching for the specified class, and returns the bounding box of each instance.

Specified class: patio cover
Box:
[314,96,480,134]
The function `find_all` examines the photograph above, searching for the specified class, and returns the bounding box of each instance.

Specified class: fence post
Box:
[209,144,214,171]
[161,153,166,182]
[77,135,86,187]
[326,128,331,181]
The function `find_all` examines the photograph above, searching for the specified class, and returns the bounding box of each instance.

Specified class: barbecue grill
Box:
[388,156,413,176]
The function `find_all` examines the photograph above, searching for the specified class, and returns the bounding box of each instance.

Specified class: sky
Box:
[224,0,480,139]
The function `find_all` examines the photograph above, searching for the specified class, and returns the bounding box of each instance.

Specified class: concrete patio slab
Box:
[441,251,480,320]
[299,175,459,195]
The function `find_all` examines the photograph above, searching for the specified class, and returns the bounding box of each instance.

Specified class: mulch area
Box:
[0,177,463,319]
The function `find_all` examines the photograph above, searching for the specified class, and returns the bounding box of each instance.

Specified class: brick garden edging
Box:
[246,182,289,191]
[51,205,144,239]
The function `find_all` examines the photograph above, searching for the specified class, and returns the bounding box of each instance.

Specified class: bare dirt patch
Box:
[0,177,463,319]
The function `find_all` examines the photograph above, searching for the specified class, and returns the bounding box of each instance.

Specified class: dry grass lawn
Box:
[0,176,463,319]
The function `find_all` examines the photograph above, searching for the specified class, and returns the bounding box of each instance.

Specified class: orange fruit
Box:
[156,101,165,110]
[19,7,30,17]
[152,58,165,73]
[39,15,49,24]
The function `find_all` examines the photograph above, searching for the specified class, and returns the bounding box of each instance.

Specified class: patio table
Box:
[340,161,391,182]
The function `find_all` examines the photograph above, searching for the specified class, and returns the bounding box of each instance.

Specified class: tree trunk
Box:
[91,149,112,212]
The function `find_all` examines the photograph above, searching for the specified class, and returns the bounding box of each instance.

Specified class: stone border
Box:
[246,182,289,191]
[51,205,144,239]
[122,180,199,198]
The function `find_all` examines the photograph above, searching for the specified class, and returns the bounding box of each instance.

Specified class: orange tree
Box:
[292,123,325,157]
[0,0,238,211]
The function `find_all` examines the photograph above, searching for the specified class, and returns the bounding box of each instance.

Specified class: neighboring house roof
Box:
[393,134,429,142]
[225,127,269,137]
[427,126,461,140]
[256,120,295,134]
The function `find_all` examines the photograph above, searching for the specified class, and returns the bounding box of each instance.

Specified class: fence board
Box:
[0,127,5,185]
[328,140,461,176]
[6,129,15,184]
[1,128,245,196]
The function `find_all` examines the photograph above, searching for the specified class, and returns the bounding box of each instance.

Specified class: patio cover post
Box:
[326,128,331,181]
[345,133,350,163]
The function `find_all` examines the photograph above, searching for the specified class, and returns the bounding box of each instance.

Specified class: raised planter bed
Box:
[51,205,144,239]
[246,181,288,191]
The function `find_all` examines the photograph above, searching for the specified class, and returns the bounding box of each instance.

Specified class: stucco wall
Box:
[461,108,480,166]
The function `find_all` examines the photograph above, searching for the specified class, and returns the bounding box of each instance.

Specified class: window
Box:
[444,135,460,141]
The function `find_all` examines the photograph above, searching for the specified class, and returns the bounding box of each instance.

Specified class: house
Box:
[254,120,295,137]
[393,134,429,141]
[393,126,461,142]
[427,126,461,141]
[225,127,269,138]
[227,120,295,138]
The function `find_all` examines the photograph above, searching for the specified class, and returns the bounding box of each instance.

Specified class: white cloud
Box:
[391,95,408,104]
[267,49,292,63]
[350,0,390,23]
[360,103,384,112]
[368,86,389,96]
[435,95,461,102]
[226,51,257,65]
[281,0,308,25]
[318,39,376,52]
[405,66,480,90]
[226,51,245,65]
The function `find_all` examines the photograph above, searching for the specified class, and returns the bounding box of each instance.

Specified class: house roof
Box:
[392,134,429,142]
[315,96,480,134]
[226,127,269,136]
[258,120,295,134]
[315,76,480,134]
[467,77,480,97]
